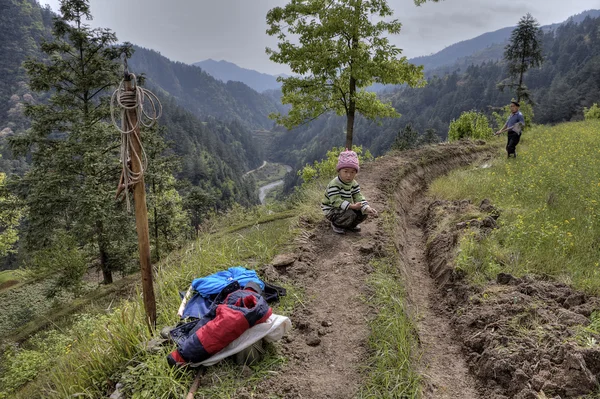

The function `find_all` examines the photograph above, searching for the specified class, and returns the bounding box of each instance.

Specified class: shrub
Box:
[448,111,493,141]
[30,231,88,297]
[584,103,600,120]
[299,145,373,184]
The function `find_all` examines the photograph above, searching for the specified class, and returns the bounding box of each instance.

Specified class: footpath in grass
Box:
[429,120,600,293]
[0,149,423,399]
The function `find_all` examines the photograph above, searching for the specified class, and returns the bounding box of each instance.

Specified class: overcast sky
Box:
[42,0,600,75]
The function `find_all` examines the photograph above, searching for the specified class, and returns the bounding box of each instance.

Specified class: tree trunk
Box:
[345,66,357,148]
[96,220,113,284]
[346,1,360,150]
[518,52,526,102]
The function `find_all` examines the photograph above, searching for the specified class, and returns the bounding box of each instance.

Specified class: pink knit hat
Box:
[337,149,360,172]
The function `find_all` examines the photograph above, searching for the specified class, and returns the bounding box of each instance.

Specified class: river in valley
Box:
[258,164,292,204]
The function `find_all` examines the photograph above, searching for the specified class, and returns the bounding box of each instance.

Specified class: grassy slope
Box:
[1,157,421,399]
[0,204,307,399]
[429,120,600,292]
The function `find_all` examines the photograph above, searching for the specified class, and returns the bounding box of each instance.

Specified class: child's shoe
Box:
[349,224,361,232]
[331,222,345,234]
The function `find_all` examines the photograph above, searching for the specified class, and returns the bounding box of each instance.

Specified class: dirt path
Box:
[403,199,480,398]
[255,143,493,399]
[255,188,381,398]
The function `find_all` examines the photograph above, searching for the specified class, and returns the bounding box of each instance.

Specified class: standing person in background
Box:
[321,150,378,234]
[495,101,526,158]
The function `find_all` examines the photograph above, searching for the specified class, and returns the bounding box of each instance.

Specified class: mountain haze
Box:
[193,59,285,92]
[129,48,283,130]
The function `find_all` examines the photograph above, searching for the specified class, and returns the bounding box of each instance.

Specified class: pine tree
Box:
[266,0,438,149]
[145,125,190,261]
[392,124,418,151]
[499,13,544,103]
[418,128,441,146]
[10,0,135,285]
[0,172,22,257]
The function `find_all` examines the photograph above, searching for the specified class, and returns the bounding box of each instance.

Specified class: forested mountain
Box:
[412,9,600,73]
[272,14,600,190]
[0,0,266,183]
[158,94,262,209]
[0,0,267,272]
[129,48,284,130]
[193,59,285,92]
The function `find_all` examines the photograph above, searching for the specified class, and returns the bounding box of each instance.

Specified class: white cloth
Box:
[192,314,292,367]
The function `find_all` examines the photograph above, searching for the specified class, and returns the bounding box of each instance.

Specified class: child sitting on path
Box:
[321,149,378,234]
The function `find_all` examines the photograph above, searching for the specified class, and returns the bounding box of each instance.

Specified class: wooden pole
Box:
[124,75,157,330]
[186,369,204,399]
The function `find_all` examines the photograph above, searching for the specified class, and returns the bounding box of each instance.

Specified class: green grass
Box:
[359,205,421,398]
[0,207,303,399]
[1,154,418,399]
[429,120,600,292]
[0,270,20,286]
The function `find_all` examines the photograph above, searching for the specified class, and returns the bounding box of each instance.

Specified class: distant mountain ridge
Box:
[129,48,284,130]
[190,9,599,94]
[412,9,600,72]
[193,59,287,93]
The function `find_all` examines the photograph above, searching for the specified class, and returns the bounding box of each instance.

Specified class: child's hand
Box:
[366,206,378,216]
[349,203,363,210]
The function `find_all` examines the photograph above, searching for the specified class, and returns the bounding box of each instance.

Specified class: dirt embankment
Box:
[424,199,600,399]
[254,141,495,399]
[379,141,495,398]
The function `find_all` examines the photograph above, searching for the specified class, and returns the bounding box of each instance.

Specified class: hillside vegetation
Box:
[430,120,600,291]
[271,15,600,175]
[0,204,304,399]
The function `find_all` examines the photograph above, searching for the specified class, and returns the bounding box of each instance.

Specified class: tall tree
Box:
[10,0,135,284]
[0,172,22,257]
[499,13,544,103]
[266,0,437,149]
[391,124,418,151]
[144,125,189,261]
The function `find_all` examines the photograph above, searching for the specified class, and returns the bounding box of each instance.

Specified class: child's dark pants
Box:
[326,208,367,229]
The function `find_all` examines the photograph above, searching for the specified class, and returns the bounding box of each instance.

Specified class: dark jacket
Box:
[167,286,272,366]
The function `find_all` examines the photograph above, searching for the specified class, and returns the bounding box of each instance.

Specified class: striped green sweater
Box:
[321,176,369,215]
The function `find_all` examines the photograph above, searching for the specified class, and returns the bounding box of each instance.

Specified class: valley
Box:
[1,1,600,398]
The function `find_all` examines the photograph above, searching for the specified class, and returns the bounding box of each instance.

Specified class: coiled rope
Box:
[110,73,162,209]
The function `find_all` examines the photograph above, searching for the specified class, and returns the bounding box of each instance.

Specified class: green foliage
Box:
[392,124,418,151]
[447,111,493,141]
[266,0,435,148]
[144,127,190,260]
[30,231,88,297]
[584,103,600,120]
[299,145,373,184]
[499,13,544,103]
[0,173,22,256]
[0,330,73,398]
[430,120,600,293]
[418,128,441,147]
[8,0,140,286]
